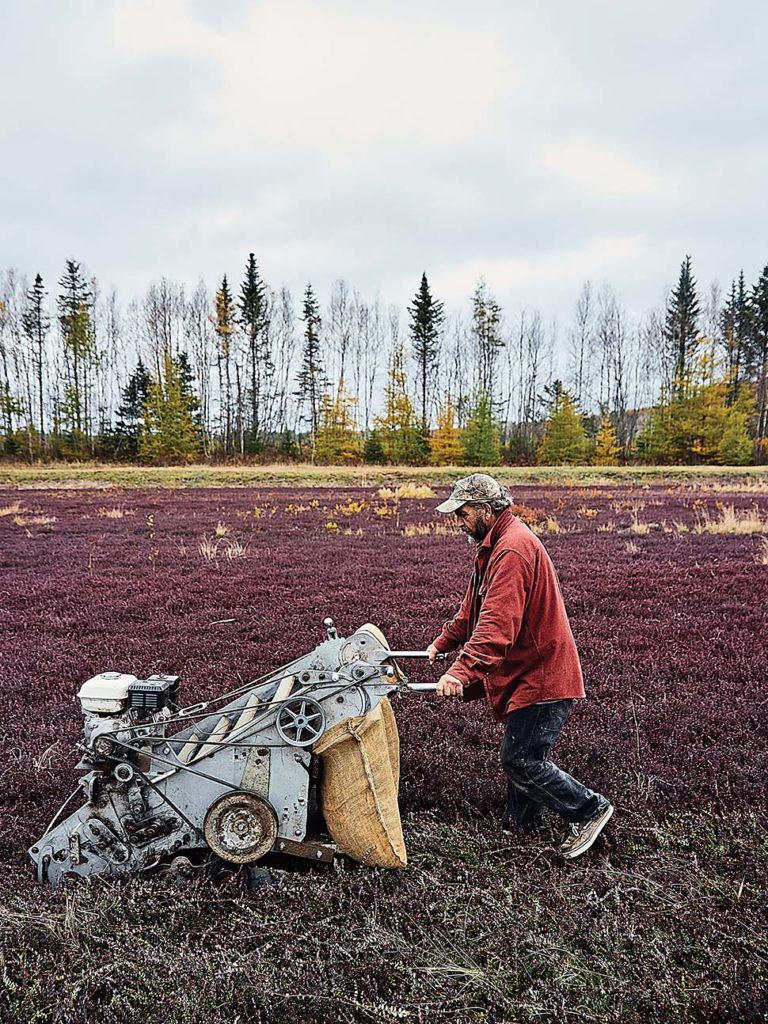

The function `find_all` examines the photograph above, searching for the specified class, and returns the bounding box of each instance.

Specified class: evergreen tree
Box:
[665,255,701,393]
[537,382,589,465]
[746,263,768,444]
[408,272,444,435]
[315,381,362,464]
[461,393,501,466]
[175,351,201,429]
[430,399,464,465]
[376,344,426,464]
[238,253,272,451]
[363,428,386,464]
[214,276,237,455]
[593,418,621,465]
[139,350,201,463]
[112,359,153,459]
[22,273,49,444]
[57,259,95,444]
[294,285,326,461]
[720,271,750,403]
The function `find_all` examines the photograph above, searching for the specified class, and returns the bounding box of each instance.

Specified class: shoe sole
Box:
[561,803,614,860]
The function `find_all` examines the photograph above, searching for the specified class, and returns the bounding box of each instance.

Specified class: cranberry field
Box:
[0,481,766,1024]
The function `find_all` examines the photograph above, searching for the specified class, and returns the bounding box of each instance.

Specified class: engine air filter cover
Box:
[127,675,179,712]
[203,792,278,864]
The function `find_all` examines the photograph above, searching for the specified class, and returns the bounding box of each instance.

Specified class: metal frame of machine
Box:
[29,619,441,886]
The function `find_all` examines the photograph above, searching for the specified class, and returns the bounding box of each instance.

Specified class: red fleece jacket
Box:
[433,507,585,719]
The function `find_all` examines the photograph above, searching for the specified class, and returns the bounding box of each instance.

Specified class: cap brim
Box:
[435,498,467,514]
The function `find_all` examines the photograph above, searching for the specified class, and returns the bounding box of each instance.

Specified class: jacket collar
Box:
[478,506,514,553]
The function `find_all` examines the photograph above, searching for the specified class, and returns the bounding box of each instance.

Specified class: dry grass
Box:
[378,484,435,500]
[625,540,641,556]
[198,536,219,560]
[96,507,134,519]
[754,537,768,565]
[0,502,26,517]
[198,535,249,560]
[401,522,457,537]
[529,516,562,536]
[214,521,230,537]
[12,514,56,526]
[630,510,651,535]
[693,504,768,535]
[5,462,768,490]
[223,538,248,559]
[597,520,616,533]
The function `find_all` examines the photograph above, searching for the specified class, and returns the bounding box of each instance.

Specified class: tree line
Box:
[0,253,765,465]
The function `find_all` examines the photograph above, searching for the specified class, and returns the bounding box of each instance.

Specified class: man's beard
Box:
[464,519,490,546]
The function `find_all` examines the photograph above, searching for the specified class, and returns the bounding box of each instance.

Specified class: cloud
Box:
[434,235,647,306]
[535,138,668,200]
[110,0,508,152]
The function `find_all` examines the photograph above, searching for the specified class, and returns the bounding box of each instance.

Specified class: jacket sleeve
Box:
[432,570,475,653]
[447,548,532,687]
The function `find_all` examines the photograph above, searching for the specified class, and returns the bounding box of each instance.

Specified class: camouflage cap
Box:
[435,473,508,514]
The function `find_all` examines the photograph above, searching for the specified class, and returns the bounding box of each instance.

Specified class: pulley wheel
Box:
[203,792,278,864]
[275,696,326,747]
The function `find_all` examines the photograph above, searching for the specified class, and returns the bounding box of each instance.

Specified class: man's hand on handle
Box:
[426,643,439,663]
[435,673,463,697]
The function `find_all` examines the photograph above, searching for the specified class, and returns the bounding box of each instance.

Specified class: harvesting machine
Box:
[29,619,443,887]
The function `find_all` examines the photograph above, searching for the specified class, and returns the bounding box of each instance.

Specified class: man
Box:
[427,473,613,859]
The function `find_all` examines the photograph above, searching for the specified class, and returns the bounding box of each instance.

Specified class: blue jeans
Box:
[500,699,603,830]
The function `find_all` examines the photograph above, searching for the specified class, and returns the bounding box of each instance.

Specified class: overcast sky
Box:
[2,0,767,332]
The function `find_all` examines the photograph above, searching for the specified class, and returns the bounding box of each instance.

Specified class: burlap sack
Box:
[313,697,406,868]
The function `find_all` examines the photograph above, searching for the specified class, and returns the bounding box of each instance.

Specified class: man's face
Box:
[454,503,493,543]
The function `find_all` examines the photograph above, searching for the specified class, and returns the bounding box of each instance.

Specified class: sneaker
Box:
[560,800,614,860]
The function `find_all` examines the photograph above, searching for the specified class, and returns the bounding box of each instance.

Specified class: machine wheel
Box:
[275,697,326,747]
[203,792,278,864]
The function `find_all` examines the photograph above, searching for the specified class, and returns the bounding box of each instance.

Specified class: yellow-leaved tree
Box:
[430,399,463,465]
[593,418,621,465]
[315,380,363,464]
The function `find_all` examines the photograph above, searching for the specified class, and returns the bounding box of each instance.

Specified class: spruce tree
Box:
[22,273,49,444]
[57,259,94,443]
[238,253,272,451]
[461,393,501,466]
[294,285,325,461]
[664,255,701,393]
[720,271,750,403]
[746,263,768,443]
[408,272,444,436]
[537,382,589,465]
[363,428,386,464]
[113,359,153,459]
